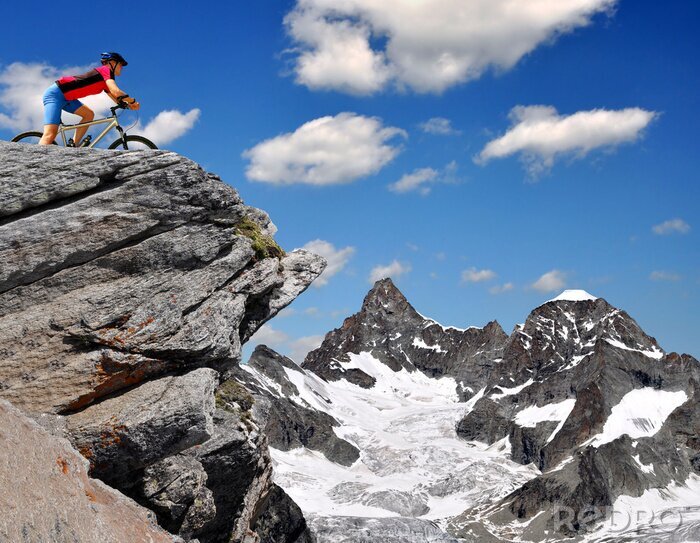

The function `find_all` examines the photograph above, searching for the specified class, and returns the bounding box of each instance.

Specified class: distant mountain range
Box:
[239,278,700,542]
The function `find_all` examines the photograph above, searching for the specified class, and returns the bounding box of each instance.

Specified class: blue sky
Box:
[1,0,698,360]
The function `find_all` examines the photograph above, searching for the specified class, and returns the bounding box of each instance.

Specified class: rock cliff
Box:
[0,142,324,542]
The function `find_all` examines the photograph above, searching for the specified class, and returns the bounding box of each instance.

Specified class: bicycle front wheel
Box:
[11,131,56,145]
[108,135,158,150]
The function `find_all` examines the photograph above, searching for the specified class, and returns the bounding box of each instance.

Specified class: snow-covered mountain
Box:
[236,279,700,542]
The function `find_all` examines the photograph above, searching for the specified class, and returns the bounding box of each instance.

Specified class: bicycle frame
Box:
[58,112,125,149]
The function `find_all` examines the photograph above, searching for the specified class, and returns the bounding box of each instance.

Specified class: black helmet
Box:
[100,52,128,66]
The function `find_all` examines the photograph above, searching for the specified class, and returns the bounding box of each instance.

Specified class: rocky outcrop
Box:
[66,368,219,486]
[0,400,181,543]
[236,345,360,466]
[0,143,324,542]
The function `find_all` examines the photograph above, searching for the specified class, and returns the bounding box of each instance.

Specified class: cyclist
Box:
[39,52,140,146]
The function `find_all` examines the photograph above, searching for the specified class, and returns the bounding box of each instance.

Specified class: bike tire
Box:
[108,135,158,150]
[11,131,57,145]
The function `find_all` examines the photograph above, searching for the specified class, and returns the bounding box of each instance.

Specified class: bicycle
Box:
[11,101,157,150]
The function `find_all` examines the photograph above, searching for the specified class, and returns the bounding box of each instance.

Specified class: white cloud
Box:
[389,167,438,195]
[531,270,567,293]
[419,117,461,135]
[652,218,691,236]
[244,113,406,185]
[140,109,200,146]
[477,105,657,176]
[285,0,617,94]
[276,307,297,318]
[0,62,198,144]
[461,267,497,283]
[389,161,459,195]
[0,62,105,131]
[248,324,290,348]
[489,282,515,295]
[369,260,411,284]
[299,239,355,287]
[288,335,325,364]
[304,307,320,316]
[650,271,681,282]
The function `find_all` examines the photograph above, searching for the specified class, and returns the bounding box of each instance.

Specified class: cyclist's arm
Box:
[105,79,140,110]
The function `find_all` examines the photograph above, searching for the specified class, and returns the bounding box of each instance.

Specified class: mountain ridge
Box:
[245,277,700,542]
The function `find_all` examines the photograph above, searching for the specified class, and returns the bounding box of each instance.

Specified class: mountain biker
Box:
[39,52,140,146]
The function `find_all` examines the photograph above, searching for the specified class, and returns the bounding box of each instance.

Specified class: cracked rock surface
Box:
[0,143,324,542]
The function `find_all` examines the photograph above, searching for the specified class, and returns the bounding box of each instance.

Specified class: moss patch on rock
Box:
[235,217,285,260]
[215,379,255,413]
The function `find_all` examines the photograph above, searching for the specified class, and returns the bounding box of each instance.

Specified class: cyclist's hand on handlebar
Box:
[128,101,140,111]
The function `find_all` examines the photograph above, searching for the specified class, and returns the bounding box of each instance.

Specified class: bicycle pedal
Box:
[67,138,75,147]
[79,136,92,148]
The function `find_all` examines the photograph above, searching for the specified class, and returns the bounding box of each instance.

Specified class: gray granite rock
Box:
[65,368,218,486]
[0,143,325,416]
[0,144,324,543]
[0,399,182,543]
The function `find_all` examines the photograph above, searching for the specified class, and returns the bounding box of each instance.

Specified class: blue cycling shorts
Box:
[42,83,83,125]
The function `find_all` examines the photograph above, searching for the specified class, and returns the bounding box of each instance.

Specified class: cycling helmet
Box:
[100,52,128,66]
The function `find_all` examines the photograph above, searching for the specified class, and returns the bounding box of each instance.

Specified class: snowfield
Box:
[247,351,539,528]
[590,388,688,447]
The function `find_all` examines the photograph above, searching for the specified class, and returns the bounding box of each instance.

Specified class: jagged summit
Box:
[547,289,598,303]
[302,278,508,395]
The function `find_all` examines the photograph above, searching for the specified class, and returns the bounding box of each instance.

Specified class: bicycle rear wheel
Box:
[11,131,57,145]
[108,135,158,150]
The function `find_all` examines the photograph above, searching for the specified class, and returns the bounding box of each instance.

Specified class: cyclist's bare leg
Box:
[73,106,94,146]
[39,124,59,145]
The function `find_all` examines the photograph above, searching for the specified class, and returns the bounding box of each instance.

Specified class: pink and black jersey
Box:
[56,65,113,101]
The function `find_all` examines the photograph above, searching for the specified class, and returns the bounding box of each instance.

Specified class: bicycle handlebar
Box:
[110,98,138,114]
[110,103,128,115]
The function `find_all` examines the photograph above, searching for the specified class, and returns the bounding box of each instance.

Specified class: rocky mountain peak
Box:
[303,279,509,395]
[546,289,598,303]
[505,293,664,379]
[360,278,417,317]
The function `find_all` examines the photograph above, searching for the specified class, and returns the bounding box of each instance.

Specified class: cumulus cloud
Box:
[650,271,681,282]
[0,62,198,144]
[652,218,691,236]
[288,335,325,364]
[489,282,515,295]
[389,167,438,195]
[0,62,102,131]
[389,161,459,195]
[477,105,657,176]
[244,113,406,185]
[369,260,411,284]
[461,267,497,284]
[284,0,617,94]
[248,324,290,348]
[276,307,297,318]
[531,270,567,293]
[140,109,200,146]
[247,326,325,365]
[419,117,461,135]
[299,239,355,287]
